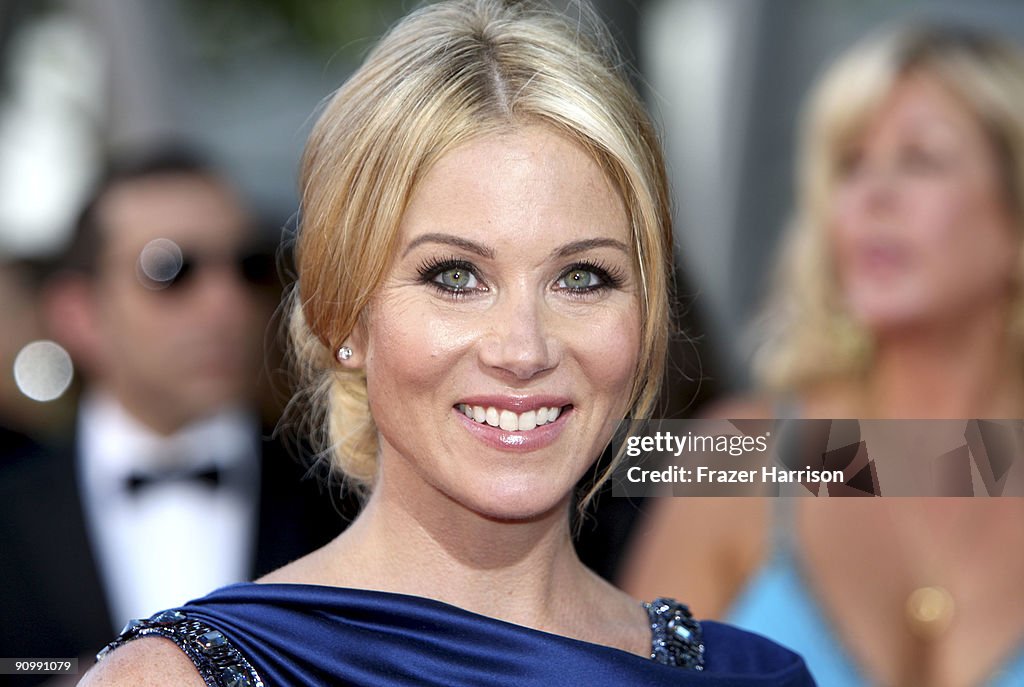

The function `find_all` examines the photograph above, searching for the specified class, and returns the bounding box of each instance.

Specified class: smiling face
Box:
[830,71,1020,332]
[350,125,641,521]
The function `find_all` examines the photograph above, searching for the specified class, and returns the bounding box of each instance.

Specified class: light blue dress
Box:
[727,498,1024,686]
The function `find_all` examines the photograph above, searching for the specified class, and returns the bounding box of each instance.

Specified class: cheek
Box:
[569,305,642,404]
[914,184,1017,280]
[910,182,976,243]
[829,191,869,266]
[99,291,160,353]
[364,298,480,403]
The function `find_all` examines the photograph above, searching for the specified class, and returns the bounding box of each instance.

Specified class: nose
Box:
[477,287,556,381]
[848,161,901,217]
[192,263,256,327]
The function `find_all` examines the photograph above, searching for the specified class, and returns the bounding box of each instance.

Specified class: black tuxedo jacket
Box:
[0,424,352,686]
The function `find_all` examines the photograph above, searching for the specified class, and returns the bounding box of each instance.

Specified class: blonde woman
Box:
[80,1,813,685]
[623,24,1024,687]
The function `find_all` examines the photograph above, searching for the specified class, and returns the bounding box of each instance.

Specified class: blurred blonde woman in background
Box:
[624,23,1024,687]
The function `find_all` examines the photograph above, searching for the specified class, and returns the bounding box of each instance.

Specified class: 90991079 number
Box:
[2,658,77,674]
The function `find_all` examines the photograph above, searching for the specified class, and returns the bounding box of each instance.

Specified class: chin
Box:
[846,293,934,331]
[455,477,573,523]
[179,388,246,419]
[852,305,938,333]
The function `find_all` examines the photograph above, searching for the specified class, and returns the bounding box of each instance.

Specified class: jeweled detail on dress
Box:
[96,609,264,687]
[97,598,703,683]
[644,597,705,670]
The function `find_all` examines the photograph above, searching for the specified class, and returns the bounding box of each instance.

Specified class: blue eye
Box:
[558,268,602,290]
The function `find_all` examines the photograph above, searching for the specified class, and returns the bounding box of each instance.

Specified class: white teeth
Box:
[459,404,566,431]
[499,410,517,431]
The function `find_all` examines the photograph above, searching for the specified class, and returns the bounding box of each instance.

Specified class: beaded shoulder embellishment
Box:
[96,609,264,687]
[643,598,705,670]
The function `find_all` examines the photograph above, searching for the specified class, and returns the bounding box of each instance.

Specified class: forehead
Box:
[398,126,630,249]
[98,173,250,259]
[882,72,974,124]
[847,70,983,147]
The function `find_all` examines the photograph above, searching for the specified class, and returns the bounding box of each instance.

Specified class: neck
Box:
[862,305,1024,418]
[322,462,597,632]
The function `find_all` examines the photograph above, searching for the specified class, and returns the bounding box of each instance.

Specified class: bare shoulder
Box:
[619,392,776,617]
[619,495,771,618]
[620,392,808,616]
[78,637,205,687]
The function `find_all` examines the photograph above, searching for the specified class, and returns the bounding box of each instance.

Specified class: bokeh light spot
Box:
[137,238,183,288]
[13,339,73,401]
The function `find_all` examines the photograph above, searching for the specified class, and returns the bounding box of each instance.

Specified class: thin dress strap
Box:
[768,497,799,561]
[770,392,802,556]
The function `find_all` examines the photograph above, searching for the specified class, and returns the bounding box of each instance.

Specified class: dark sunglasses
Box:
[136,240,278,292]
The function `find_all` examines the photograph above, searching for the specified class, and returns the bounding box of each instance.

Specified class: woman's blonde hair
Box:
[285,0,672,505]
[754,23,1024,390]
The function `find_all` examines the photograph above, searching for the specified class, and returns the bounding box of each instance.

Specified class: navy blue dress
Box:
[98,583,815,686]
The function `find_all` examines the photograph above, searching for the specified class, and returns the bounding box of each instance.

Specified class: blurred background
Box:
[5,0,1024,424]
[643,0,1024,391]
[4,1,1024,684]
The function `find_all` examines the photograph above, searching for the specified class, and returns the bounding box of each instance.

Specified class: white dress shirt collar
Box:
[77,390,260,630]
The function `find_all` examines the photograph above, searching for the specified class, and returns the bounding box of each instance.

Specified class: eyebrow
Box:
[553,237,630,258]
[402,233,495,258]
[402,233,630,259]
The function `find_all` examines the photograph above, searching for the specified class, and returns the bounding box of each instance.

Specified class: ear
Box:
[40,274,107,379]
[335,319,367,369]
[333,301,374,370]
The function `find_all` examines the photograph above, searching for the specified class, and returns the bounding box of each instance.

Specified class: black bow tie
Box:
[124,465,222,494]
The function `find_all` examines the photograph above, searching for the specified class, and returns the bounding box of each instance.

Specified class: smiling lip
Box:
[457,394,572,412]
[454,395,573,452]
[858,243,910,273]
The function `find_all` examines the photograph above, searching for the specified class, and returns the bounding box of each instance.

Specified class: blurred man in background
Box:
[0,149,346,683]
